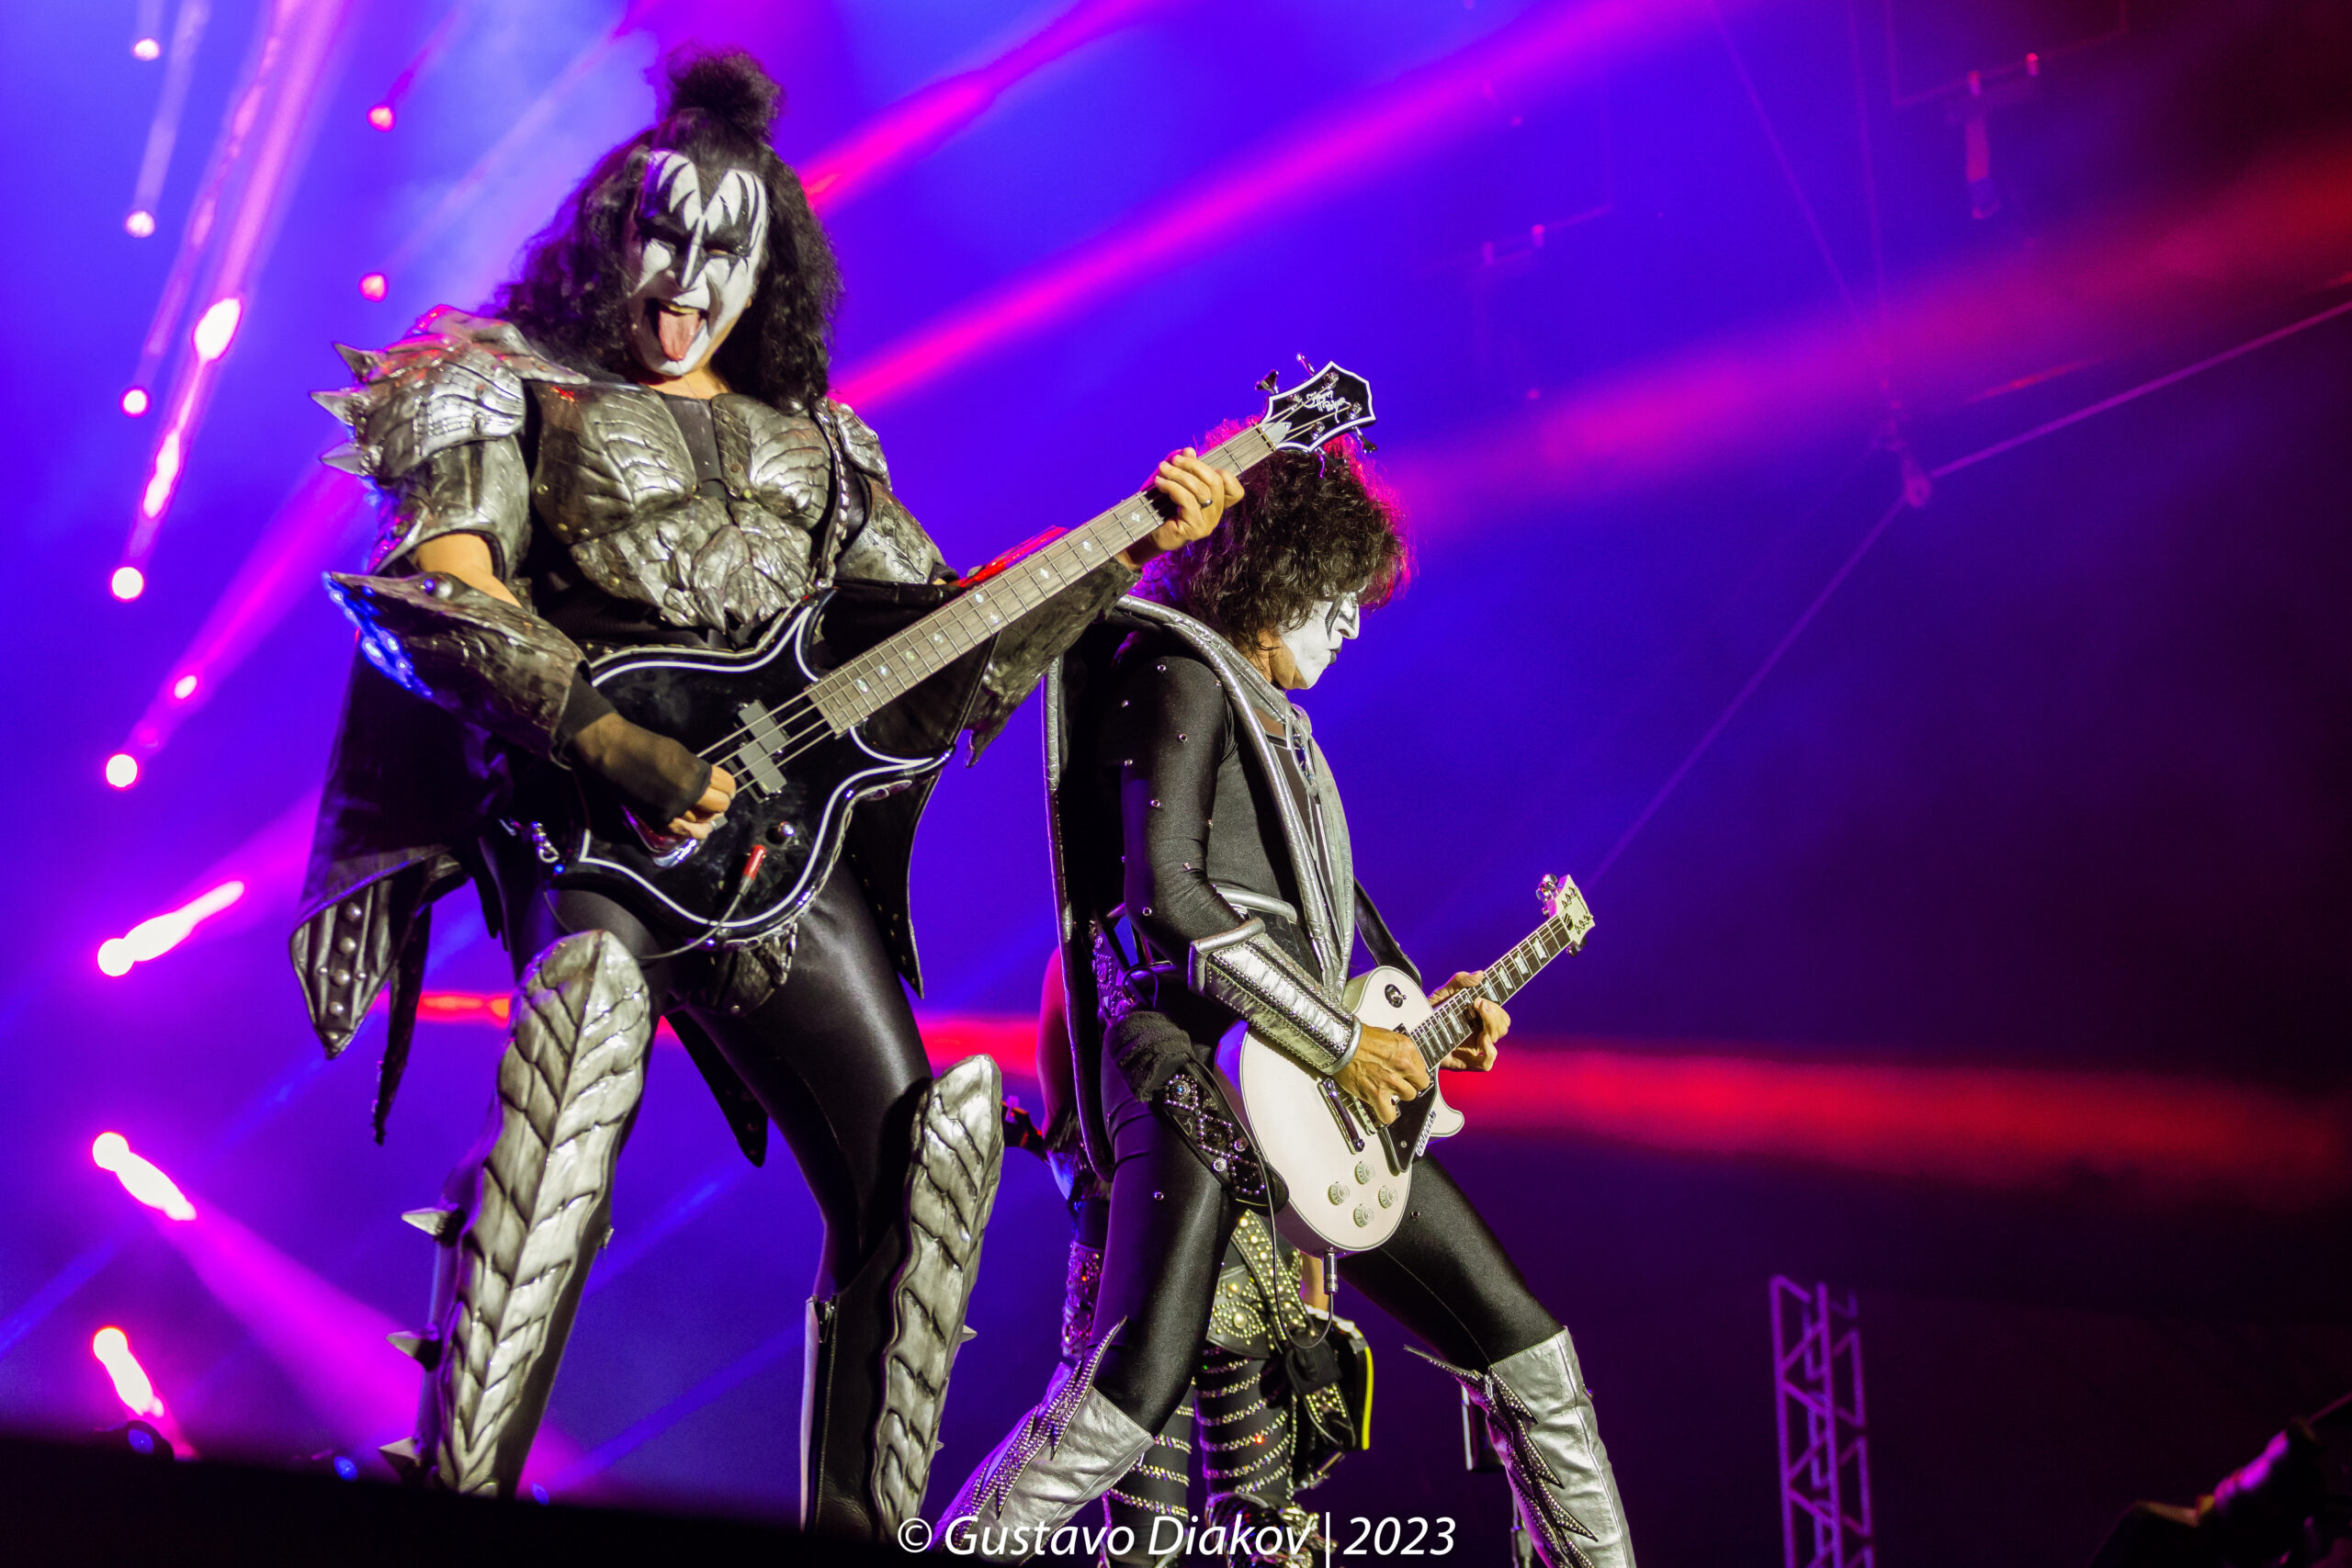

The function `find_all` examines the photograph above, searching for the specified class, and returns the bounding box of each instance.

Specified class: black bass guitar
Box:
[535,363,1376,945]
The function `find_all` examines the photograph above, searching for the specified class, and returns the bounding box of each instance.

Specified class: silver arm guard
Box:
[324,570,583,758]
[1188,919,1362,1078]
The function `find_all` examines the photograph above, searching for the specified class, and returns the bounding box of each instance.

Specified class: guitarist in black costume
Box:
[283,50,1237,1538]
[943,435,1636,1567]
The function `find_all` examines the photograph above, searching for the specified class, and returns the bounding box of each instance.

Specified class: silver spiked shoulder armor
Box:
[323,570,584,758]
[1189,917,1361,1077]
[312,308,586,580]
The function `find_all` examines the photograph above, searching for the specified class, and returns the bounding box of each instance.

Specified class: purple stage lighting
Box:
[91,1133,198,1222]
[119,387,149,417]
[103,751,140,787]
[96,879,245,976]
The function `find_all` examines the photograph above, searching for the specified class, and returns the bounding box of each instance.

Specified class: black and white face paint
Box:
[1277,592,1362,690]
[621,150,770,379]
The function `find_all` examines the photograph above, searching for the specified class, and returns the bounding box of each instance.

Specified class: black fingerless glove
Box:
[559,673,712,827]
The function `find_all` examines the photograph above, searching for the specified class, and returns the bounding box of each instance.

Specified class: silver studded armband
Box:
[1188,919,1362,1078]
[324,570,584,757]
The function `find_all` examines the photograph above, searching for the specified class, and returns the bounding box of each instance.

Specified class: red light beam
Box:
[1441,1041,2351,1210]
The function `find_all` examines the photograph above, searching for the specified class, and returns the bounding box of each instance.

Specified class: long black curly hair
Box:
[1136,429,1409,648]
[486,47,840,410]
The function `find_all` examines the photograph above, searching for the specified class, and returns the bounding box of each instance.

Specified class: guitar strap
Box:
[1351,882,1421,987]
[807,403,858,589]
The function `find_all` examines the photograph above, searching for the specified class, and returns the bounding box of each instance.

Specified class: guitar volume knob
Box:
[1351,1206,1370,1228]
[1353,1162,1369,1185]
[1327,1183,1346,1206]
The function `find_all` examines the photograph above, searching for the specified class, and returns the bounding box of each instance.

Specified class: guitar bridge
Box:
[1318,1078,1367,1154]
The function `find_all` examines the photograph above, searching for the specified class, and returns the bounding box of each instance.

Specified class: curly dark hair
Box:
[1136,428,1409,648]
[485,47,841,410]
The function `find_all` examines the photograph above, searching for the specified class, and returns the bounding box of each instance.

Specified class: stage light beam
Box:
[366,104,394,131]
[131,38,162,62]
[104,752,140,788]
[125,210,156,239]
[120,388,150,416]
[91,1134,198,1222]
[96,879,245,976]
[358,273,387,301]
[190,297,242,362]
[91,1326,164,1415]
[109,567,146,601]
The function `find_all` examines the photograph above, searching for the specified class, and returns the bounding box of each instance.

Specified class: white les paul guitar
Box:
[1218,874,1595,1252]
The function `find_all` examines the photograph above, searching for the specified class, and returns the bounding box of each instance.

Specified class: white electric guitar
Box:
[1219,874,1595,1252]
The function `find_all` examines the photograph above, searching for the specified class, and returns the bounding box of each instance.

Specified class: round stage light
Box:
[124,210,155,239]
[105,753,140,790]
[191,297,243,362]
[359,273,389,301]
[131,38,161,61]
[110,566,145,602]
[368,105,394,131]
[120,388,150,417]
[172,674,198,700]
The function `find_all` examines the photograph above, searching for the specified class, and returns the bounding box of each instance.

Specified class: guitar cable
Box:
[629,841,770,963]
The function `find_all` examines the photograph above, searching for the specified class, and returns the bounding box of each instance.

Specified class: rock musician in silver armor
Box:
[284,51,1237,1540]
[942,437,1636,1567]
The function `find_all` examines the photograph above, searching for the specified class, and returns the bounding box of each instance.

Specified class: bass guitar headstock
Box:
[1539,872,1595,951]
[1259,362,1375,452]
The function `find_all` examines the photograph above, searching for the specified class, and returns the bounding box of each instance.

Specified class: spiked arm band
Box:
[1189,918,1361,1077]
[324,570,584,758]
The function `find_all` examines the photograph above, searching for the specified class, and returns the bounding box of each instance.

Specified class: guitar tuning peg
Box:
[1359,437,1378,454]
[1295,353,1317,375]
[1538,873,1559,911]
[1255,369,1280,392]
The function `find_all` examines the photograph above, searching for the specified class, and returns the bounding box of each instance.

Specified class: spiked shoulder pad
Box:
[312,308,588,482]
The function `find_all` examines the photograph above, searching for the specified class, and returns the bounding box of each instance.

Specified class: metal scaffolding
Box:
[1771,1277,1875,1568]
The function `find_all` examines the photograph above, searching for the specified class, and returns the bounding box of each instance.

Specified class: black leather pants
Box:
[495,852,931,1538]
[1085,1037,1563,1436]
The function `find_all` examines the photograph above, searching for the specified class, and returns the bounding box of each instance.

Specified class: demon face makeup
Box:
[1276,592,1361,690]
[621,149,770,379]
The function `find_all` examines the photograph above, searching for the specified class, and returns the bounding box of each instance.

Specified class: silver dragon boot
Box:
[939,1328,1156,1564]
[380,929,653,1494]
[801,1055,1005,1540]
[1415,1329,1636,1568]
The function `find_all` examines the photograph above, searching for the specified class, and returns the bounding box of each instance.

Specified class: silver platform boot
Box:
[1417,1329,1635,1568]
[382,929,652,1494]
[938,1329,1155,1563]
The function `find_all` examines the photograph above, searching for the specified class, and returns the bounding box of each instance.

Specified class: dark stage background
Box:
[3,2,2348,1563]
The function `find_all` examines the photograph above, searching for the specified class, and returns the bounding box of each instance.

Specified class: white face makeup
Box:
[1276,592,1362,690]
[621,150,770,379]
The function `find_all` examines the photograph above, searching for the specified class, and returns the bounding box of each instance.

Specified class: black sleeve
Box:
[1109,654,1246,964]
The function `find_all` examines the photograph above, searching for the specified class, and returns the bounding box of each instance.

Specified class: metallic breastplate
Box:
[530,384,831,632]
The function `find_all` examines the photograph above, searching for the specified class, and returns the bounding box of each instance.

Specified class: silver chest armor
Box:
[532,385,840,633]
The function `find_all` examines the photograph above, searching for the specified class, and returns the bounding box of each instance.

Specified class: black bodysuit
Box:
[1080,631,1561,1433]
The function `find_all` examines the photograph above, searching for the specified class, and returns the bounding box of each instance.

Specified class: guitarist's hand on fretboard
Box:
[1335,1027,1429,1124]
[1116,449,1243,570]
[1430,970,1510,1072]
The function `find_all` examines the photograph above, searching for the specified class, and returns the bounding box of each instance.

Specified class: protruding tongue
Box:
[657,305,704,365]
